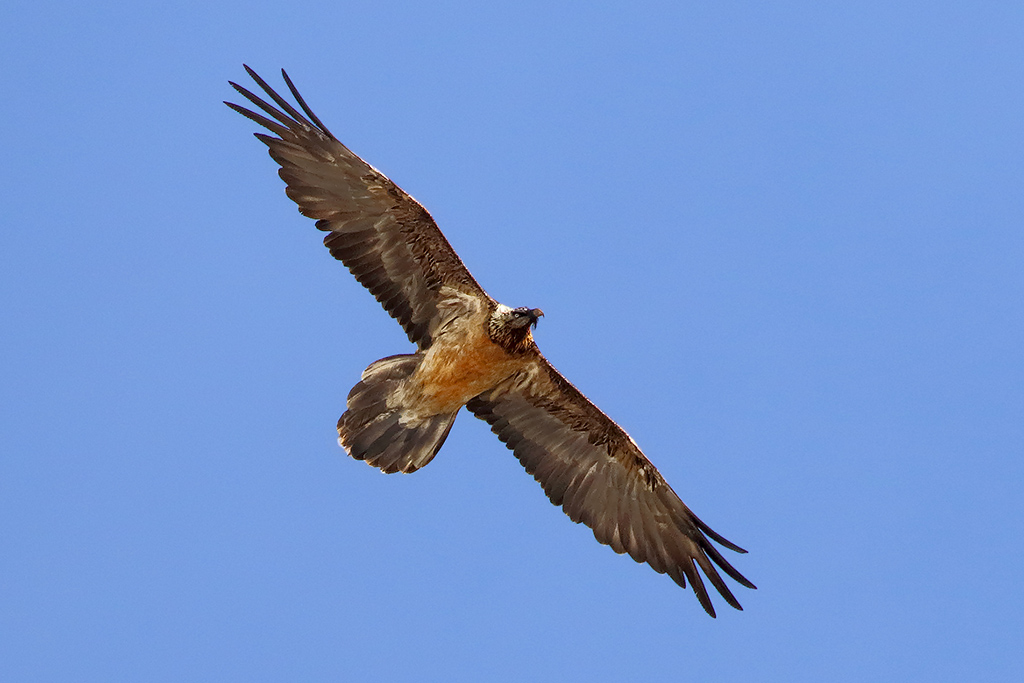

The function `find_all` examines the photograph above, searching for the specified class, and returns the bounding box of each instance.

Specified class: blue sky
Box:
[3,1,1022,680]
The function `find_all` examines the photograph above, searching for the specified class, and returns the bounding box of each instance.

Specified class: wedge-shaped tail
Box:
[338,354,457,474]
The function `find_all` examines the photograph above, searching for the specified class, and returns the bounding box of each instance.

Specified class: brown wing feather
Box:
[226,66,488,350]
[466,356,756,617]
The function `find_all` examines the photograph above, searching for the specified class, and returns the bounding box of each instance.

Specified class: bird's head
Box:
[508,306,544,329]
[488,305,544,353]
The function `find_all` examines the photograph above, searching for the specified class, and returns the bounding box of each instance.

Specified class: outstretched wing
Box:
[226,66,488,350]
[467,357,756,617]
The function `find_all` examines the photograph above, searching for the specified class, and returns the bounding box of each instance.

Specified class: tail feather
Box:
[337,354,458,474]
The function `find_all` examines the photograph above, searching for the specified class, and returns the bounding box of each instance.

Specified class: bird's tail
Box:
[337,353,458,474]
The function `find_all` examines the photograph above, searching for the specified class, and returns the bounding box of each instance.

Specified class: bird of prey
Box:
[226,66,755,617]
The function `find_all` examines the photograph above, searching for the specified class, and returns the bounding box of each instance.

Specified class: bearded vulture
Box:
[226,66,756,617]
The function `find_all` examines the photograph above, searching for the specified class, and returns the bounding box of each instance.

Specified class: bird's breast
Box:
[403,322,526,416]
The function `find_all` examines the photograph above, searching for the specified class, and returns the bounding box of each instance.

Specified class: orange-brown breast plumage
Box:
[405,320,531,416]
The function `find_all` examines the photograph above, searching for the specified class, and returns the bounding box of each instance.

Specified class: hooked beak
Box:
[529,308,544,328]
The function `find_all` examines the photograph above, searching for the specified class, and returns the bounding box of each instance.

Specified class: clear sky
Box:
[2,1,1022,681]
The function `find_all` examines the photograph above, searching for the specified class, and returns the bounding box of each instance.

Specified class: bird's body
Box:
[227,66,756,616]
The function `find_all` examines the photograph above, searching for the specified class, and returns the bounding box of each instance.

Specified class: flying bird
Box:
[226,66,755,617]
